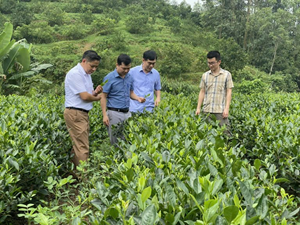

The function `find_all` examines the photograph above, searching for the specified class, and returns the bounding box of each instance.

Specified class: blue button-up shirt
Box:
[103,69,134,109]
[65,63,94,111]
[129,65,161,113]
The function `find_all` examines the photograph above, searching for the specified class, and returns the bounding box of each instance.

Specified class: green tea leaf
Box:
[141,204,156,225]
[223,205,239,223]
[254,159,261,171]
[144,93,150,98]
[141,186,152,203]
[100,79,108,86]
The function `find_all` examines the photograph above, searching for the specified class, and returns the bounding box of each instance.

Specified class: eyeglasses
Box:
[207,61,218,65]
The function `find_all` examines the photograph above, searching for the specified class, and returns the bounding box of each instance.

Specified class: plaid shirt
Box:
[200,68,234,113]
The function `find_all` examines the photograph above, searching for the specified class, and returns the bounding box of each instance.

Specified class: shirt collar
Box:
[139,64,153,74]
[113,69,130,78]
[209,68,225,75]
[77,63,89,76]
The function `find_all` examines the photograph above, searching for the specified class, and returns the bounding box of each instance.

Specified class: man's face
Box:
[207,57,221,71]
[142,59,156,73]
[116,62,131,77]
[82,59,100,74]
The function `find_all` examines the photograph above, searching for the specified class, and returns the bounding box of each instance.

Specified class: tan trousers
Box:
[64,108,89,167]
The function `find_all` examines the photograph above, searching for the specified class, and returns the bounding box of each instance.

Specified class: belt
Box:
[66,107,89,113]
[107,107,129,113]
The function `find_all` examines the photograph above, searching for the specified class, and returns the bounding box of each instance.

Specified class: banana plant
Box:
[0,22,32,93]
[0,22,31,76]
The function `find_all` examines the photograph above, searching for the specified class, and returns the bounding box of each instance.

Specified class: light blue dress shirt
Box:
[129,65,161,113]
[103,69,134,109]
[64,63,94,111]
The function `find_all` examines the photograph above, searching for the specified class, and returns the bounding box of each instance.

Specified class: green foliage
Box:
[124,5,150,34]
[1,91,300,223]
[41,6,65,26]
[158,43,192,78]
[90,17,116,35]
[0,95,72,222]
[10,2,34,27]
[14,21,55,44]
[61,24,89,40]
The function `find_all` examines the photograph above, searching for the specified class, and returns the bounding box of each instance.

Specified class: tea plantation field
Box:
[0,92,299,224]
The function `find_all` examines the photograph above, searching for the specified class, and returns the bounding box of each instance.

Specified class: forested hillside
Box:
[1,0,300,95]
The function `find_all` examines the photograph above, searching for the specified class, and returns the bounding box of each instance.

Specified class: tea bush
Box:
[0,92,299,224]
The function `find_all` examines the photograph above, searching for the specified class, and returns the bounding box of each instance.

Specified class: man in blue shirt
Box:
[100,54,145,145]
[129,50,161,113]
[64,50,103,167]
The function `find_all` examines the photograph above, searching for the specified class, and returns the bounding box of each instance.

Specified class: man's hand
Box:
[103,115,109,126]
[138,97,146,103]
[94,85,103,95]
[155,98,160,106]
[195,108,201,115]
[223,108,229,118]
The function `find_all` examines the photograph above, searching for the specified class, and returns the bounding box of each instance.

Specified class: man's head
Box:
[116,54,132,77]
[207,51,221,72]
[81,50,101,74]
[142,50,157,73]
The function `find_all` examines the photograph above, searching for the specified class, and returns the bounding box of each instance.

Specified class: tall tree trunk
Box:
[269,42,278,75]
[243,0,251,50]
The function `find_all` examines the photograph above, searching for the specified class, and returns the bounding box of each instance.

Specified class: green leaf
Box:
[16,47,30,72]
[256,195,268,219]
[245,216,259,225]
[203,199,219,223]
[34,214,49,225]
[166,184,176,207]
[31,64,52,73]
[176,179,189,195]
[141,204,156,225]
[211,179,223,196]
[145,93,151,98]
[223,205,239,223]
[254,159,261,171]
[239,180,252,206]
[71,217,81,225]
[8,157,19,170]
[2,44,22,73]
[141,186,152,203]
[100,79,108,86]
[0,22,13,58]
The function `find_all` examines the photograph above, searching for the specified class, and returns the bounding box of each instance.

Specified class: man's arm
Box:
[79,92,101,102]
[154,90,161,106]
[223,88,232,118]
[196,88,205,115]
[100,93,109,126]
[130,91,146,103]
[79,85,103,102]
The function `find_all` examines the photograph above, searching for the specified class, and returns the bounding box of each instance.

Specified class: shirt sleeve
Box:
[226,72,234,89]
[130,76,134,91]
[199,73,206,89]
[67,72,86,94]
[102,76,111,93]
[154,73,161,90]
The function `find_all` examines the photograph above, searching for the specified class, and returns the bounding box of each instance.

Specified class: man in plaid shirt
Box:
[196,51,234,134]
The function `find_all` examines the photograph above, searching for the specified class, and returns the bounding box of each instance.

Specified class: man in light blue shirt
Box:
[64,50,102,167]
[100,54,145,145]
[129,50,161,113]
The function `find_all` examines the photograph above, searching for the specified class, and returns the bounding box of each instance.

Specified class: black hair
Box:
[207,51,221,61]
[117,54,132,66]
[82,50,101,62]
[143,50,157,61]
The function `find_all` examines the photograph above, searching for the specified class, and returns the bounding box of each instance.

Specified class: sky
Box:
[173,0,200,7]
